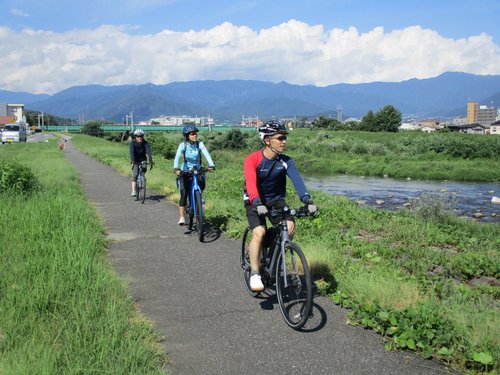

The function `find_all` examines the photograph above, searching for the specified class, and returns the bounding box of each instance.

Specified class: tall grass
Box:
[70,132,499,373]
[0,141,165,374]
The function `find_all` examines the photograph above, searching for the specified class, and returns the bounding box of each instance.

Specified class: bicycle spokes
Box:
[276,243,312,330]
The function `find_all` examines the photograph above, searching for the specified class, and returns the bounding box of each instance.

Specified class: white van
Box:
[1,124,28,143]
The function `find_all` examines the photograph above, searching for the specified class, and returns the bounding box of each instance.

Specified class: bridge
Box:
[41,125,255,133]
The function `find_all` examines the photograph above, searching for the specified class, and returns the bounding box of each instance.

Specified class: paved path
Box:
[64,141,458,375]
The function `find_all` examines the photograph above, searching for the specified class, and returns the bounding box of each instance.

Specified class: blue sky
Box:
[1,0,499,93]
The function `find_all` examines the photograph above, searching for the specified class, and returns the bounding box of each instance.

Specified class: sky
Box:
[1,0,499,94]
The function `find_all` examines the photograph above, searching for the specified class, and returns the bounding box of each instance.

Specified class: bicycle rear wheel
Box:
[241,227,260,297]
[194,190,204,241]
[276,242,313,330]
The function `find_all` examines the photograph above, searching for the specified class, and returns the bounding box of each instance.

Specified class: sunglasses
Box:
[272,135,287,141]
[189,132,198,136]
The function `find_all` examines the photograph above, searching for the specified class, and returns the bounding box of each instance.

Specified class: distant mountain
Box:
[1,72,499,122]
[0,90,50,104]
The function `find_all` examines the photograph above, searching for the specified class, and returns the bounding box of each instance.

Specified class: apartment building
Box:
[467,101,498,126]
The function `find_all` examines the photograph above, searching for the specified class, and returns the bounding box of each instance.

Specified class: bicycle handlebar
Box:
[179,166,212,176]
[269,205,315,219]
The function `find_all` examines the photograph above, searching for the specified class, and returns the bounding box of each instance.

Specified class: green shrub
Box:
[80,120,104,137]
[147,133,178,159]
[0,160,40,194]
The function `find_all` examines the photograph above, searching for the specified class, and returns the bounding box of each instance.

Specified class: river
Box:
[304,174,500,223]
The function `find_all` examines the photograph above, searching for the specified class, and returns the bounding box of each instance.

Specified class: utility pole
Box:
[125,113,134,130]
[37,112,45,131]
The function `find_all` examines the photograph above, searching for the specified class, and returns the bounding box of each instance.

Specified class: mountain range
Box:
[1,72,499,123]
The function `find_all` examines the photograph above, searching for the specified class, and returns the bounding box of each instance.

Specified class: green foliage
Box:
[0,159,40,194]
[147,132,178,159]
[80,120,105,137]
[410,192,456,224]
[204,129,249,150]
[374,105,402,132]
[0,141,165,374]
[360,110,377,131]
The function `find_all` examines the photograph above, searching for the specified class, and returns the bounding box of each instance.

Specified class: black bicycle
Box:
[241,205,314,330]
[180,166,208,242]
[135,161,150,204]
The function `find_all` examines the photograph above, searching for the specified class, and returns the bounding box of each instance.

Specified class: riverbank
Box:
[71,132,499,373]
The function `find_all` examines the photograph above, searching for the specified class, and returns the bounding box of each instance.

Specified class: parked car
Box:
[1,124,27,143]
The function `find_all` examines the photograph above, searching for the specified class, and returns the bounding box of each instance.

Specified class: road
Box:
[63,140,458,375]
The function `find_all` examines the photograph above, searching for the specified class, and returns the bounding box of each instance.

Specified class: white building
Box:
[149,115,214,127]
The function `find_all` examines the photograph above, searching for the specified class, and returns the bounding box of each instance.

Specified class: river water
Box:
[304,175,500,223]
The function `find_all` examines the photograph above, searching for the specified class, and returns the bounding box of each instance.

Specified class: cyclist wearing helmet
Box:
[130,129,154,197]
[173,125,215,225]
[243,120,317,292]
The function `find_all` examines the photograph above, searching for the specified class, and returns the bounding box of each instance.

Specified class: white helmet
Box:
[133,129,144,136]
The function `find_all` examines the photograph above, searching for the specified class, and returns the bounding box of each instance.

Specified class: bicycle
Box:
[181,166,208,242]
[135,161,150,204]
[241,204,314,330]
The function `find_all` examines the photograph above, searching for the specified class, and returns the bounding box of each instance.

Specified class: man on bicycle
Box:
[130,129,154,197]
[243,120,317,292]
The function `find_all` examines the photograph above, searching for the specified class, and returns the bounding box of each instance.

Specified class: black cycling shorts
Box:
[245,200,294,230]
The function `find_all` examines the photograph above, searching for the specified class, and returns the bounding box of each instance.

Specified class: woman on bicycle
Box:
[243,120,317,292]
[130,128,154,197]
[173,125,215,225]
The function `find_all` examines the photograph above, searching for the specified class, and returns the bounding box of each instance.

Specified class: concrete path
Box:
[63,141,458,375]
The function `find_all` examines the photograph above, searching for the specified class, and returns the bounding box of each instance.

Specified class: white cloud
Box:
[0,20,499,94]
[10,8,29,17]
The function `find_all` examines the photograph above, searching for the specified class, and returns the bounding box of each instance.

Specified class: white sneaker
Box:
[131,191,136,197]
[178,217,185,226]
[250,274,264,292]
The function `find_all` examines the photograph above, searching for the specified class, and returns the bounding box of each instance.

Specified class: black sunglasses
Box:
[189,132,198,135]
[272,135,287,141]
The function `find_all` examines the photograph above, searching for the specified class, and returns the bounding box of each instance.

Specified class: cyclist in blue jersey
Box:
[130,129,154,197]
[173,125,215,225]
[243,120,317,292]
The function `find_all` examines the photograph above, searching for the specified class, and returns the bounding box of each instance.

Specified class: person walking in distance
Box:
[130,129,154,197]
[173,125,215,225]
[243,120,317,292]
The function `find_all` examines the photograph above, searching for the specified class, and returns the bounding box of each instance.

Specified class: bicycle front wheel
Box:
[194,190,204,242]
[276,242,313,330]
[140,176,147,203]
[135,177,141,201]
[241,227,260,297]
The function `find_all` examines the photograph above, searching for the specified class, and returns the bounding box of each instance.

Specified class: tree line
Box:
[312,104,402,132]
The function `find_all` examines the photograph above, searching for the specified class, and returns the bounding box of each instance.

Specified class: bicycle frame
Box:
[187,167,204,217]
[263,207,299,288]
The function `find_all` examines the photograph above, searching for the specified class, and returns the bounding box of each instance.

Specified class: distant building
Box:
[0,103,25,122]
[453,117,468,126]
[241,115,262,128]
[466,101,497,126]
[448,123,490,134]
[476,105,497,126]
[149,115,214,127]
[490,120,500,135]
[467,101,478,124]
[399,122,421,131]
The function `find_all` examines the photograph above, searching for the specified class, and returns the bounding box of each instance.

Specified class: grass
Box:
[0,140,165,374]
[70,131,499,373]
